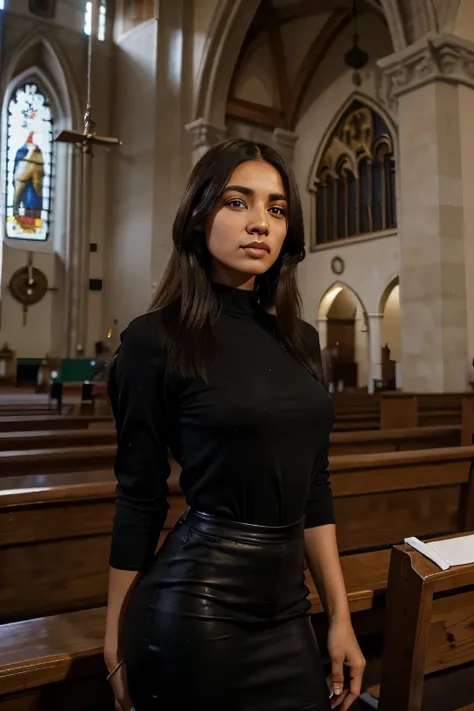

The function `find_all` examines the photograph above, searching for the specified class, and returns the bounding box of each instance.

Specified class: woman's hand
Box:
[327,616,366,711]
[106,659,134,711]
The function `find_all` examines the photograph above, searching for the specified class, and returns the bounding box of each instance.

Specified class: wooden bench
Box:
[1,446,473,706]
[0,445,117,477]
[333,392,474,435]
[0,415,112,433]
[374,536,474,711]
[0,428,116,451]
[330,425,461,455]
[2,445,474,624]
[0,424,459,456]
[0,608,113,710]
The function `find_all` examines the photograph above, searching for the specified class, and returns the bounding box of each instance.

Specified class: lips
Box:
[242,241,271,253]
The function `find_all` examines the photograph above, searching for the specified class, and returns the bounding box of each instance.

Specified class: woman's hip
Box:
[130,508,311,625]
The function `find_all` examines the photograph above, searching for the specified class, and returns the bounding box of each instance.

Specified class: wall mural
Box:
[5,82,53,241]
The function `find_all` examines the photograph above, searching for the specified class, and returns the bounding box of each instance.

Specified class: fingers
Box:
[339,657,366,711]
[330,656,345,697]
[340,692,358,711]
[331,690,349,709]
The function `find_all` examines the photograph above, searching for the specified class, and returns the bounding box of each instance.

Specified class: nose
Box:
[247,210,269,236]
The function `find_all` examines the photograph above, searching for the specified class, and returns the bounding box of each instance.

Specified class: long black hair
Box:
[151,138,324,384]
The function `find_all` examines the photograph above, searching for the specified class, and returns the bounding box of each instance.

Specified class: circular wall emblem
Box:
[331,256,345,275]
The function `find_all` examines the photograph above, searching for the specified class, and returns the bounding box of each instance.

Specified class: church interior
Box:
[1,0,474,709]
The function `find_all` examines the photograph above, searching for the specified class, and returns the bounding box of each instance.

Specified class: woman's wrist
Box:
[326,597,351,625]
[104,642,122,670]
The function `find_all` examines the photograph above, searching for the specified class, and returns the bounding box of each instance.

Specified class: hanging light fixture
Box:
[344,0,369,87]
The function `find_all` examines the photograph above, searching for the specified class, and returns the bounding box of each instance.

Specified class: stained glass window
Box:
[98,1,107,41]
[84,1,107,41]
[84,1,92,35]
[5,83,53,241]
[313,100,396,247]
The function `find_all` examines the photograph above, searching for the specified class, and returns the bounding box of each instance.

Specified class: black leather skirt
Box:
[124,509,330,711]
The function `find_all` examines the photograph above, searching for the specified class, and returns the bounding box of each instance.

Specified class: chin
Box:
[239,258,273,275]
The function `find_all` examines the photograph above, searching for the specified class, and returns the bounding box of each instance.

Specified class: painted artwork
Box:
[5,83,53,241]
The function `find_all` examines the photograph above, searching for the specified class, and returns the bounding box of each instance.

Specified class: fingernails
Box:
[334,684,343,695]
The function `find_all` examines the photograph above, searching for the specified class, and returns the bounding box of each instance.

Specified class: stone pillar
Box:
[368,313,383,394]
[316,316,328,350]
[272,127,298,165]
[185,117,227,164]
[378,33,473,392]
[150,0,196,290]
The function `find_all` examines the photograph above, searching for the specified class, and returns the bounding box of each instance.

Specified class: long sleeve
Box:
[109,313,171,571]
[304,439,335,528]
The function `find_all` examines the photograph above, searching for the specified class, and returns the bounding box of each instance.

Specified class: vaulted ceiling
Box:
[226,0,390,131]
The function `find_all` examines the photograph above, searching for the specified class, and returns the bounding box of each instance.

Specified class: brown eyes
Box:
[225,199,286,217]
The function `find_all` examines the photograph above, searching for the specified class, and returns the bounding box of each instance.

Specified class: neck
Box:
[210,266,256,291]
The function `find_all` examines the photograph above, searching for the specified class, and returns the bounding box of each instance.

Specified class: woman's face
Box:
[204,160,288,289]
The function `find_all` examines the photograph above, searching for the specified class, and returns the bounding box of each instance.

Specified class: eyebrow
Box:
[223,185,287,202]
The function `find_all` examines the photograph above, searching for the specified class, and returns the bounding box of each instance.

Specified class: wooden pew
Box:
[334,392,474,434]
[0,424,459,455]
[0,609,113,710]
[0,428,116,451]
[330,425,461,455]
[1,446,473,707]
[376,537,474,711]
[0,471,116,623]
[0,445,117,476]
[2,445,473,624]
[0,415,112,433]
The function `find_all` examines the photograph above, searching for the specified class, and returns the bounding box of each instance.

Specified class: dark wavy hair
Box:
[151,138,324,384]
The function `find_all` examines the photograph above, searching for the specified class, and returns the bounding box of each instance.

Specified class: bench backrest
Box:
[1,445,473,623]
[0,428,116,451]
[330,447,474,553]
[0,415,112,432]
[0,445,117,476]
[330,425,461,455]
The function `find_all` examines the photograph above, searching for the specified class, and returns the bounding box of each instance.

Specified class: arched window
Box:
[85,1,107,41]
[5,82,54,241]
[313,101,396,246]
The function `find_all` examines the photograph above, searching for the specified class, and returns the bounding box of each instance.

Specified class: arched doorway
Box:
[380,277,402,388]
[318,284,369,390]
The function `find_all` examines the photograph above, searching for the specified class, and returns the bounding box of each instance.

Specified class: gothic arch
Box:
[194,1,411,132]
[379,0,407,51]
[194,0,260,127]
[318,281,367,320]
[317,282,370,389]
[0,30,81,360]
[1,28,81,129]
[307,92,398,191]
[379,274,400,313]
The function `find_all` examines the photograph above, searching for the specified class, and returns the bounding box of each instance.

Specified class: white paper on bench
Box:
[428,534,474,567]
[404,535,474,570]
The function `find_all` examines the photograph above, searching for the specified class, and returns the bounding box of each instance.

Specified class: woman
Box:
[105,139,365,711]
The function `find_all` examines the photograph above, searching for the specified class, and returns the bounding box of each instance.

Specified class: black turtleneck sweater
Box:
[109,283,335,571]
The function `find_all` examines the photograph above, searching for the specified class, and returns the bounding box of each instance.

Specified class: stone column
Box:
[150,0,196,291]
[272,127,298,165]
[367,313,383,394]
[378,33,474,392]
[185,117,227,164]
